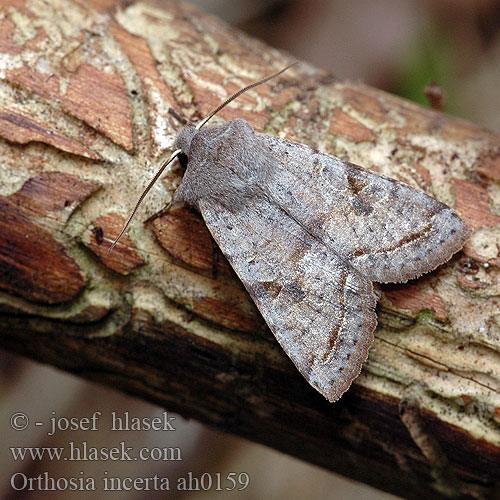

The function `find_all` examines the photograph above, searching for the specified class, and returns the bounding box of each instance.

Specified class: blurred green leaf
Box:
[394,27,459,115]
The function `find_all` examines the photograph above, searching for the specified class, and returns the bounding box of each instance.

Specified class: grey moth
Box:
[111,66,470,402]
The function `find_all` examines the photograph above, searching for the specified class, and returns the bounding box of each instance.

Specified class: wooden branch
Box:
[1,1,499,498]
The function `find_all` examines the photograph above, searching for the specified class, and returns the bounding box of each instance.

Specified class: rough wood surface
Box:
[0,1,499,498]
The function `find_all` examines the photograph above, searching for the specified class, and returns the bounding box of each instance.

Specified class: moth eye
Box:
[178,153,189,170]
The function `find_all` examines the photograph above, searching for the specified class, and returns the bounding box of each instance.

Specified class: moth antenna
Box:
[195,62,297,130]
[108,148,183,254]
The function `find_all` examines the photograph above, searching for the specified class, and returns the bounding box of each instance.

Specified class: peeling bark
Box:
[0,1,499,499]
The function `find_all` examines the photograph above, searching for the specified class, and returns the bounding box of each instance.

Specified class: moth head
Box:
[108,63,296,253]
[173,126,198,161]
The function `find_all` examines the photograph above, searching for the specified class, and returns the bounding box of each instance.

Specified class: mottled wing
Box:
[261,135,470,283]
[199,195,376,402]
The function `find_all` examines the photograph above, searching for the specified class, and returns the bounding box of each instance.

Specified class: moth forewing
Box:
[199,196,377,402]
[260,135,471,284]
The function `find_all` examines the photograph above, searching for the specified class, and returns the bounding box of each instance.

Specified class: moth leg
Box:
[210,232,220,280]
[144,201,173,224]
[168,107,188,125]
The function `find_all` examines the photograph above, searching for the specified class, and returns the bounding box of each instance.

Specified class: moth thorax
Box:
[173,126,198,156]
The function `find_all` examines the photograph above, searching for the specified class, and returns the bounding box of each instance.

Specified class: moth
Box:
[110,66,470,402]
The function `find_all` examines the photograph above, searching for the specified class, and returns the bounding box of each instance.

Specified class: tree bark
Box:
[0,1,499,498]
